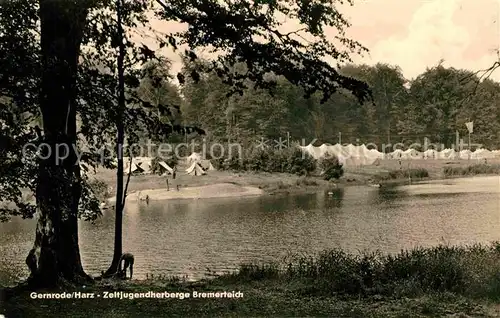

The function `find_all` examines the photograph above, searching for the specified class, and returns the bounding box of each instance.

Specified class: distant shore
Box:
[91,158,500,202]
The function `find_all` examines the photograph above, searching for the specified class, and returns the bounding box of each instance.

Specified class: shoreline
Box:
[107,183,265,203]
[88,158,500,203]
[103,174,499,203]
[99,172,500,203]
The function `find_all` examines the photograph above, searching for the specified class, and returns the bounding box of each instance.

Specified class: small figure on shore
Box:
[145,195,149,205]
[173,166,177,180]
[166,178,170,191]
[176,184,180,191]
[118,252,134,280]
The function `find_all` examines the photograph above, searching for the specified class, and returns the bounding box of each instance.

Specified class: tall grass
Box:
[222,243,500,300]
[443,164,500,177]
[376,168,429,181]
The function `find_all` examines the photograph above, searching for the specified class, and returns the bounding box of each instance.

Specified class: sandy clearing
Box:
[107,182,264,202]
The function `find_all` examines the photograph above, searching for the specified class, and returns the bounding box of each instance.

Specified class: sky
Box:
[343,0,500,80]
[147,0,500,81]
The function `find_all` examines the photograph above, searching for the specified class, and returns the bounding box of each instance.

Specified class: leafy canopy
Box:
[0,0,371,221]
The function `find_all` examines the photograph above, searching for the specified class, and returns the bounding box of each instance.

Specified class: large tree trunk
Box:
[104,123,124,276]
[25,0,92,288]
[104,0,125,277]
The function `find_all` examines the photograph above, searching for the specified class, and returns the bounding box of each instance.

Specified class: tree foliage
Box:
[181,62,500,149]
[0,0,373,288]
[319,152,344,180]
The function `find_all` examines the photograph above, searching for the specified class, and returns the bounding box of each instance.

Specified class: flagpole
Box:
[465,121,473,161]
[468,131,471,159]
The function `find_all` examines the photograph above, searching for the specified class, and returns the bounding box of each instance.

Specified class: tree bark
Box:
[25,0,92,288]
[104,0,125,276]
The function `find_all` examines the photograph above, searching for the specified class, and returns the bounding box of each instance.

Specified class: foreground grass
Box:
[6,244,500,317]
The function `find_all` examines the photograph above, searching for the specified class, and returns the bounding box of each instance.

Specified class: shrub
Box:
[246,148,271,172]
[221,146,317,175]
[224,156,244,171]
[266,148,286,172]
[319,152,343,180]
[88,179,110,201]
[210,157,225,170]
[284,147,316,175]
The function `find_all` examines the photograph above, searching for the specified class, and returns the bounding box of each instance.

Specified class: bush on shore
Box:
[212,147,318,176]
[318,152,344,180]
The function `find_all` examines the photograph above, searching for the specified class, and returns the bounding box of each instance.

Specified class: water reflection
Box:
[1,176,500,286]
[321,188,345,209]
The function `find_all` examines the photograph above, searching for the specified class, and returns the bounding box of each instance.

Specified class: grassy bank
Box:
[443,164,500,177]
[373,168,429,182]
[5,244,500,317]
[347,159,500,184]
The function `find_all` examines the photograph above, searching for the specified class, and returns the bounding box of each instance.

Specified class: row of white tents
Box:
[94,145,500,174]
[117,156,214,176]
[298,143,500,167]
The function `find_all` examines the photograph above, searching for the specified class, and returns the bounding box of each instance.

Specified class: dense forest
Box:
[143,58,500,150]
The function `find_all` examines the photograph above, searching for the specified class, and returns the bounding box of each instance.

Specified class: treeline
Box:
[140,58,500,150]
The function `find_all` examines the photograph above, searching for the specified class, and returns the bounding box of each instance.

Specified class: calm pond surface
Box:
[1,176,499,286]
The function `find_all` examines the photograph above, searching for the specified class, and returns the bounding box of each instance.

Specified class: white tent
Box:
[343,155,378,167]
[423,149,437,159]
[471,149,495,160]
[459,150,472,160]
[390,149,404,159]
[367,148,385,159]
[137,161,152,174]
[402,148,422,160]
[187,152,202,164]
[129,157,151,173]
[299,144,323,159]
[200,159,216,171]
[438,149,457,160]
[298,143,382,166]
[158,161,174,175]
[124,162,144,174]
[185,162,206,176]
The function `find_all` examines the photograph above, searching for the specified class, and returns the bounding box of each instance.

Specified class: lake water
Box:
[1,176,499,287]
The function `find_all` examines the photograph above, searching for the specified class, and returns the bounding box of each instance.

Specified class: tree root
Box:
[1,272,94,301]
